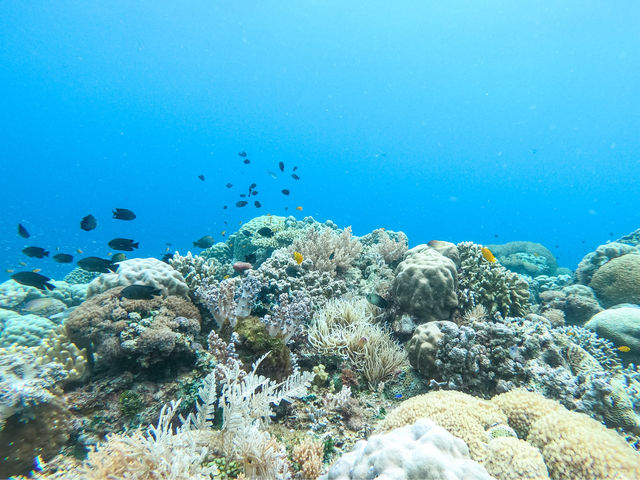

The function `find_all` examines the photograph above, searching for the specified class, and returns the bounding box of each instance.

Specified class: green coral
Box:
[456,241,530,317]
[211,457,242,479]
[233,315,291,380]
[119,390,144,418]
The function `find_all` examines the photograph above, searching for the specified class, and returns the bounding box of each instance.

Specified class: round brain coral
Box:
[86,257,188,298]
[589,253,640,307]
[393,245,458,323]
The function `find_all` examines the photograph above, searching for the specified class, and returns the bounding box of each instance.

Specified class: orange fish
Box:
[76,249,83,254]
[296,206,303,211]
[293,251,303,265]
[32,268,41,273]
[481,247,496,263]
[221,231,226,236]
[618,346,631,352]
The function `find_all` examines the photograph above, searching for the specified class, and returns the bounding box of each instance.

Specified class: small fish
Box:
[6,269,14,273]
[257,227,274,238]
[243,159,250,164]
[198,174,205,181]
[76,248,84,254]
[293,251,303,265]
[223,274,231,279]
[240,194,247,198]
[113,208,136,221]
[223,205,228,210]
[120,284,162,300]
[618,346,631,352]
[243,230,251,236]
[226,183,233,188]
[112,253,127,262]
[239,151,247,157]
[32,268,41,273]
[278,161,285,172]
[481,247,496,263]
[53,253,74,263]
[80,214,97,231]
[245,253,257,264]
[394,394,403,399]
[18,224,30,238]
[233,261,252,272]
[296,206,303,211]
[107,252,112,256]
[193,235,215,248]
[236,200,248,207]
[77,257,118,273]
[293,166,298,171]
[19,261,27,266]
[281,189,290,196]
[12,271,55,291]
[221,230,226,236]
[249,183,257,190]
[161,253,173,263]
[254,201,262,208]
[267,170,277,179]
[329,252,335,260]
[22,246,49,258]
[366,293,389,308]
[291,174,300,180]
[108,238,140,251]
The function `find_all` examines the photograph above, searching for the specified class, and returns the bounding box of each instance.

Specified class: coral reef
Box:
[0,309,58,347]
[322,418,493,480]
[86,257,189,298]
[393,245,458,323]
[169,251,232,289]
[585,307,640,364]
[486,241,558,276]
[575,242,639,285]
[535,284,602,326]
[66,287,202,370]
[457,242,530,317]
[292,225,362,274]
[589,253,640,307]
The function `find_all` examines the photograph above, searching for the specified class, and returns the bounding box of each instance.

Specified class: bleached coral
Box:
[292,226,362,274]
[36,325,89,383]
[169,251,221,289]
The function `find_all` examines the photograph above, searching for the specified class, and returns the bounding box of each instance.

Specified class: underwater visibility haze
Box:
[1,1,640,479]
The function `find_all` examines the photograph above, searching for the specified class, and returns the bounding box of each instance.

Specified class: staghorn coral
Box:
[393,245,458,323]
[292,225,362,274]
[457,241,530,317]
[66,287,202,370]
[87,257,189,298]
[322,418,493,480]
[169,250,232,289]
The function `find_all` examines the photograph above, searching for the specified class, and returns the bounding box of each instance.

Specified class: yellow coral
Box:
[484,437,550,480]
[492,389,563,439]
[292,438,324,479]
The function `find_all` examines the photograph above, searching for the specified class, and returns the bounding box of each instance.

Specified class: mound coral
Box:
[86,257,188,298]
[457,242,530,317]
[0,309,58,347]
[486,241,558,276]
[66,287,202,370]
[393,245,458,323]
[585,307,640,364]
[589,253,640,307]
[575,242,639,285]
[322,418,493,480]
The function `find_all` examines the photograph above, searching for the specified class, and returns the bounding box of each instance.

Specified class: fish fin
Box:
[107,264,119,273]
[133,242,139,249]
[44,251,50,257]
[44,282,56,291]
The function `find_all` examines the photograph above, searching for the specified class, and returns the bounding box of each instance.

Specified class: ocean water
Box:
[2,3,640,479]
[1,1,639,280]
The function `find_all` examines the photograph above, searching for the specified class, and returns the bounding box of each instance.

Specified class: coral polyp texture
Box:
[86,257,189,298]
[2,217,640,479]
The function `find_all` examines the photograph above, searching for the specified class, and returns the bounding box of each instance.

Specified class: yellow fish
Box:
[6,269,14,273]
[107,252,112,256]
[221,230,226,237]
[32,268,41,273]
[481,247,496,263]
[296,206,303,211]
[618,346,631,352]
[223,274,231,280]
[19,261,27,266]
[293,251,303,265]
[76,249,83,254]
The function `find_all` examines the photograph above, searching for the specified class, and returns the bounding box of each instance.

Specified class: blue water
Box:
[1,1,639,281]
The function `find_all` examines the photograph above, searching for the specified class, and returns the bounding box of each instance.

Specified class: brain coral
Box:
[86,257,188,298]
[457,242,530,317]
[589,253,640,307]
[393,245,458,323]
[66,287,201,370]
[322,418,493,480]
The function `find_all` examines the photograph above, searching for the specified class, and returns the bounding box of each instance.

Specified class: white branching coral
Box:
[261,291,312,343]
[308,297,408,388]
[195,273,263,328]
[169,251,218,289]
[293,226,362,274]
[374,229,408,264]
